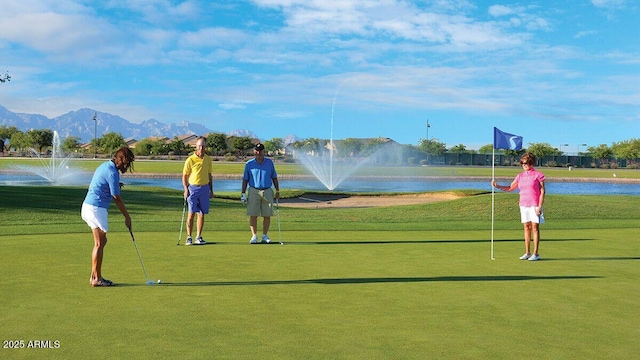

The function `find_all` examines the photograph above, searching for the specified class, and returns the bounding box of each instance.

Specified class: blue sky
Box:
[0,0,638,151]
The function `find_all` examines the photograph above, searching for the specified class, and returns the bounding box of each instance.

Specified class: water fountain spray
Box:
[17,131,89,185]
[295,85,377,191]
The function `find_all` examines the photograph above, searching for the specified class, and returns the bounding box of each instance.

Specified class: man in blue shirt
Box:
[81,147,134,287]
[241,143,280,243]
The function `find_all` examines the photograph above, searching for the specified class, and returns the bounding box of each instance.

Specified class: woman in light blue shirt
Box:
[81,147,135,287]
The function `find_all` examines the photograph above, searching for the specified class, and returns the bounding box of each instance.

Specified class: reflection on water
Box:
[0,173,92,186]
[1,174,638,196]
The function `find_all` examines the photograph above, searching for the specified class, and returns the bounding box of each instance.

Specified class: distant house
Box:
[146,136,170,143]
[175,134,199,148]
[124,137,138,148]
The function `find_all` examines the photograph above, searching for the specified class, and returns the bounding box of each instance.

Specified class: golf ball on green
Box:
[157,279,162,284]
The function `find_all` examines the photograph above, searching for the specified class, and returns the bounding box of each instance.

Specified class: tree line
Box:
[424,138,640,167]
[0,126,286,158]
[0,70,9,83]
[1,125,638,167]
[133,134,285,158]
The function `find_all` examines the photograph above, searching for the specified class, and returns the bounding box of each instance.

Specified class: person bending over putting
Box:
[241,142,280,244]
[81,147,135,287]
[182,136,214,245]
[492,152,546,261]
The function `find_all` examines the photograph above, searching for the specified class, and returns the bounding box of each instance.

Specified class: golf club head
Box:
[145,280,155,285]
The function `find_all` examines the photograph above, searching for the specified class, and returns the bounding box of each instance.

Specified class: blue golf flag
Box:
[493,127,523,150]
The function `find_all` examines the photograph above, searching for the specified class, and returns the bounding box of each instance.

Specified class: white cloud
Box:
[104,0,202,23]
[574,30,598,39]
[3,0,635,142]
[0,0,89,14]
[251,0,540,53]
[591,0,628,9]
[0,5,154,64]
[488,5,515,17]
[180,27,249,48]
[267,110,309,119]
[0,0,550,69]
[219,103,248,110]
[604,51,640,65]
[524,16,550,32]
[488,4,551,32]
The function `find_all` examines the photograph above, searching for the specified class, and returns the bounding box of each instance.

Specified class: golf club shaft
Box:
[177,199,186,245]
[276,199,283,244]
[129,228,150,281]
[257,190,283,244]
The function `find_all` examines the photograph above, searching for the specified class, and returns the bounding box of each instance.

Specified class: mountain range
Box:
[0,104,300,144]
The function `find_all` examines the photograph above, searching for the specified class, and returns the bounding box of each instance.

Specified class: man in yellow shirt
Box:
[182,137,213,245]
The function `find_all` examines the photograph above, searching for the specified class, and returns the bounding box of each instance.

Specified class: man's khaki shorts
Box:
[247,187,274,217]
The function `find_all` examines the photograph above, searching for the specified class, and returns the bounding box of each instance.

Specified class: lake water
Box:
[2,173,637,196]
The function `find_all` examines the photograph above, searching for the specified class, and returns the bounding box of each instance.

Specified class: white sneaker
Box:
[195,236,206,245]
[528,254,540,261]
[261,234,271,244]
[519,253,531,260]
[250,235,258,244]
[185,237,193,246]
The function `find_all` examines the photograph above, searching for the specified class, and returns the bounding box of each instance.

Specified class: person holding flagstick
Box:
[492,152,546,261]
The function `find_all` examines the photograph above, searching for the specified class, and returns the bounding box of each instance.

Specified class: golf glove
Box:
[240,193,247,205]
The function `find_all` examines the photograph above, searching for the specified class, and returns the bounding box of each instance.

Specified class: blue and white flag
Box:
[493,127,523,150]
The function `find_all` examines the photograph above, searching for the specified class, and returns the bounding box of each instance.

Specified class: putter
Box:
[129,228,158,285]
[254,192,283,245]
[176,199,186,246]
[275,198,283,245]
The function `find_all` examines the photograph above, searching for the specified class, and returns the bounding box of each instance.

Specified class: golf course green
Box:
[1,162,638,359]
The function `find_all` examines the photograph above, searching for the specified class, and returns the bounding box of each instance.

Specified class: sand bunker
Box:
[277,192,463,208]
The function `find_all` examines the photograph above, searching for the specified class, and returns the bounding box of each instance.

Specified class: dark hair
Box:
[113,147,135,173]
[520,152,535,165]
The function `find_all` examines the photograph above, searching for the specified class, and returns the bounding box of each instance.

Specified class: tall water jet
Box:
[295,88,379,190]
[16,130,89,185]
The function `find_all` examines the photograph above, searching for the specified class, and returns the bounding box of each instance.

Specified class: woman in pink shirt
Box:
[492,152,546,261]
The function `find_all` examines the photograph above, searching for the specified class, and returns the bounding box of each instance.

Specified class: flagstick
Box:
[491,127,523,261]
[491,147,496,260]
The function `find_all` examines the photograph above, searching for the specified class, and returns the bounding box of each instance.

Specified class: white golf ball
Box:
[157,279,162,284]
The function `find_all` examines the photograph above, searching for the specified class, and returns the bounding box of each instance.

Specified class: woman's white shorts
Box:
[519,206,544,224]
[81,203,109,232]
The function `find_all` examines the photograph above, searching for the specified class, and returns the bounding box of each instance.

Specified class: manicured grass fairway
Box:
[0,186,638,359]
[2,157,640,179]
